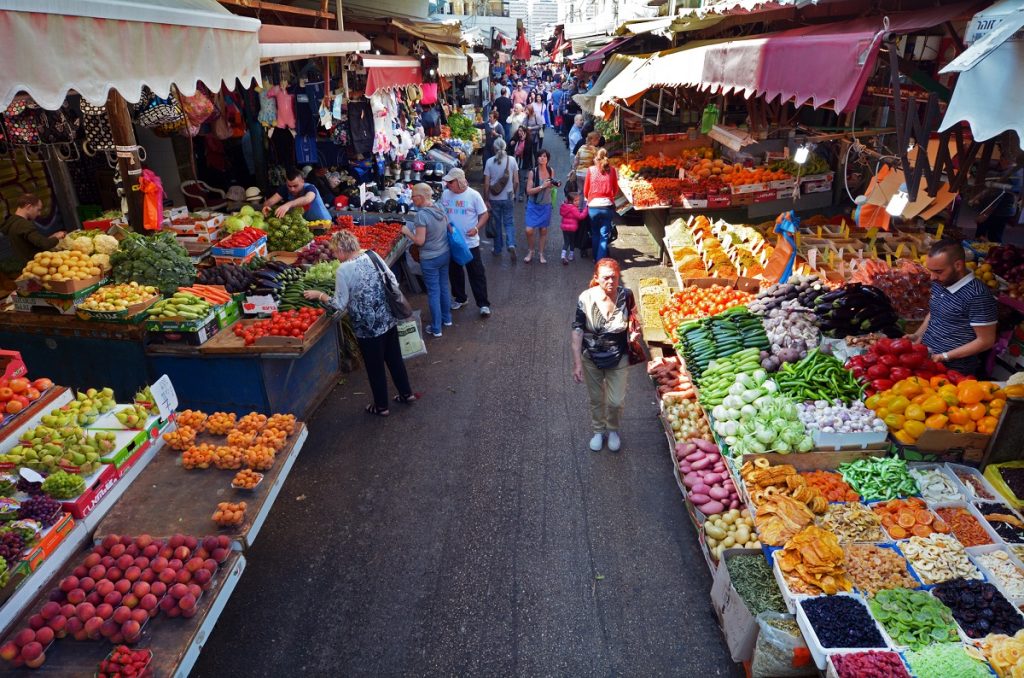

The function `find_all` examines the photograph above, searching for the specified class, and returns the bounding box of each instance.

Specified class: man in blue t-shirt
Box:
[262,167,331,221]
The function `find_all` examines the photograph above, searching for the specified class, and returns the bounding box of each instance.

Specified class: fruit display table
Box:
[0,314,148,403]
[93,424,308,551]
[1,550,245,677]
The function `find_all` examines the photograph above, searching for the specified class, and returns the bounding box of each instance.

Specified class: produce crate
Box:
[212,242,267,266]
[82,218,116,231]
[211,235,267,258]
[57,463,118,519]
[894,429,991,465]
[681,276,761,294]
[12,280,106,315]
[75,295,160,323]
[732,192,756,206]
[146,315,220,347]
[710,547,764,662]
[731,182,768,195]
[738,447,888,473]
[214,298,241,329]
[14,273,107,296]
[174,230,222,244]
[946,463,1003,504]
[708,195,731,209]
[753,189,778,203]
[825,652,911,678]
[802,179,834,194]
[144,310,218,333]
[227,313,330,348]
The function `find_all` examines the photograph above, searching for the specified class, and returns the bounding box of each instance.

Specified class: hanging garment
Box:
[420,83,438,105]
[269,127,295,167]
[296,134,318,165]
[138,169,164,231]
[258,84,277,127]
[267,85,296,129]
[348,100,373,156]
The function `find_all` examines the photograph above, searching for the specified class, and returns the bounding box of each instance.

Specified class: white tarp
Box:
[259,25,370,64]
[940,0,1024,140]
[468,53,489,82]
[0,0,261,109]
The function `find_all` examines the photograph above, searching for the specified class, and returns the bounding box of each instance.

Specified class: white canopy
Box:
[940,0,1024,141]
[422,41,468,78]
[259,25,370,64]
[468,53,489,82]
[0,0,261,109]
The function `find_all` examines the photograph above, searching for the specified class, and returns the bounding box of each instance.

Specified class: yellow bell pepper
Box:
[1004,384,1024,399]
[903,420,926,439]
[921,395,947,414]
[924,414,949,429]
[905,404,926,422]
[865,393,882,410]
[894,429,917,445]
[887,396,910,414]
[884,413,906,430]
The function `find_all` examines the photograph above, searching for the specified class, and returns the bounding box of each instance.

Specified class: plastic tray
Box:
[825,651,911,678]
[899,532,985,586]
[968,544,1024,604]
[231,472,264,491]
[771,548,814,613]
[947,463,1003,504]
[932,501,1005,549]
[796,593,891,670]
[907,463,967,504]
[929,580,1024,643]
[843,542,925,597]
[974,501,1024,545]
[868,589,969,652]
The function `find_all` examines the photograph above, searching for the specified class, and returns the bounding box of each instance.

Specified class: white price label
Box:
[243,295,278,315]
[150,375,178,419]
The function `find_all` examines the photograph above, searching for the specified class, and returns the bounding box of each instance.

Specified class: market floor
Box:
[192,136,743,678]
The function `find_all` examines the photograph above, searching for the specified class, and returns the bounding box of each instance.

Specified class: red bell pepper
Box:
[879,354,899,368]
[898,352,923,368]
[911,342,929,356]
[866,364,890,380]
[889,367,912,382]
[870,378,894,391]
[875,338,894,354]
[861,352,880,366]
[846,355,866,369]
[890,338,911,354]
[851,366,867,380]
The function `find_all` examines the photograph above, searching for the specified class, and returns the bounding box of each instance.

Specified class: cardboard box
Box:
[731,192,756,206]
[769,179,796,190]
[174,230,222,244]
[753,189,778,203]
[681,197,708,209]
[115,436,156,480]
[775,188,796,200]
[708,195,732,209]
[682,277,761,294]
[802,180,833,194]
[0,350,27,380]
[215,299,241,329]
[212,242,267,266]
[799,172,835,184]
[710,548,765,662]
[896,429,991,464]
[731,182,768,195]
[147,315,220,346]
[58,464,118,519]
[144,310,218,333]
[15,274,108,297]
[34,512,75,556]
[13,291,94,315]
[211,235,267,258]
[75,295,159,323]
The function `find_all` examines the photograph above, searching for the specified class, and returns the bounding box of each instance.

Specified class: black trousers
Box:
[356,325,412,409]
[448,246,490,308]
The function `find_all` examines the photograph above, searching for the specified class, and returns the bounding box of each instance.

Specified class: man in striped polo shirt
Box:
[909,240,997,376]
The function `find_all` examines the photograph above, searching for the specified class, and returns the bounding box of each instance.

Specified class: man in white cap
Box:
[440,168,491,316]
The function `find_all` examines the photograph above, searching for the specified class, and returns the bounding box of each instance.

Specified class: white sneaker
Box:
[480,306,492,317]
[607,432,621,452]
[589,433,603,451]
[443,321,453,327]
[450,300,465,310]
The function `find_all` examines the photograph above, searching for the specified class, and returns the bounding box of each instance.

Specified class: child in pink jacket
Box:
[559,183,587,265]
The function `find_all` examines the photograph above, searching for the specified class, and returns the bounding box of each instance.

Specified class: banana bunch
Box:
[146,292,212,320]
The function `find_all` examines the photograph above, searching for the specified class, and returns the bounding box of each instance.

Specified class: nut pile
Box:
[974,550,1024,600]
[901,533,983,585]
[818,502,887,543]
[843,544,919,595]
[935,506,993,547]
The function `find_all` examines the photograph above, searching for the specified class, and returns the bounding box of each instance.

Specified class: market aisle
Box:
[193,136,741,677]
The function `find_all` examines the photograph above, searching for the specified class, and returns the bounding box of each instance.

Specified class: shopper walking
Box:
[567,114,585,154]
[583,148,619,261]
[493,87,513,141]
[527,92,546,149]
[571,258,640,452]
[483,138,519,260]
[507,103,528,142]
[483,109,503,166]
[512,125,536,202]
[523,149,556,264]
[401,184,451,337]
[440,168,492,317]
[559,182,587,265]
[304,230,417,417]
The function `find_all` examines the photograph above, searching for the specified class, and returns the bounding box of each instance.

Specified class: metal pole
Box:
[105,90,144,232]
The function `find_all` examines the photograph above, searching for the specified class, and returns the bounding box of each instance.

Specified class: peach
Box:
[65,617,83,635]
[88,565,106,580]
[168,559,183,572]
[168,534,185,549]
[158,569,176,585]
[86,592,102,607]
[139,594,158,611]
[96,579,115,597]
[175,570,191,585]
[19,641,42,662]
[79,577,95,592]
[47,615,67,634]
[100,620,119,639]
[121,620,140,640]
[103,592,122,607]
[84,617,103,640]
[59,576,79,593]
[116,555,133,570]
[72,565,88,579]
[124,566,141,582]
[25,652,46,669]
[150,557,168,573]
[132,582,150,598]
[95,603,113,620]
[75,603,95,622]
[28,615,44,630]
[100,535,119,551]
[169,583,188,599]
[106,567,122,582]
[109,543,126,558]
[119,534,133,546]
[114,579,132,595]
[133,557,149,570]
[33,627,53,646]
[113,606,132,624]
[0,641,18,661]
[83,553,101,568]
[135,534,154,549]
[150,582,167,597]
[60,604,75,618]
[140,568,156,583]
[122,594,139,609]
[66,588,85,605]
[142,544,159,559]
[12,628,35,647]
[39,602,60,620]
[212,548,230,563]
[130,608,147,624]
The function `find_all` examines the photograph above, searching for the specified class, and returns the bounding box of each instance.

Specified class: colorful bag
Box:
[133,87,185,129]
[80,101,115,155]
[3,97,46,146]
[180,87,215,127]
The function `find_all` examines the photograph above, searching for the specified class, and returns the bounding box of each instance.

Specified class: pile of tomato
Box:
[344,222,404,257]
[659,285,755,332]
[218,227,266,249]
[232,307,325,346]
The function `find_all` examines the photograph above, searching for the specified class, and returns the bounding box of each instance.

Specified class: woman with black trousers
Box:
[304,230,419,417]
[513,125,536,202]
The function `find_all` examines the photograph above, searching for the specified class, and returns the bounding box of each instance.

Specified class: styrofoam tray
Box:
[867,590,968,652]
[932,501,1005,549]
[947,463,1004,504]
[908,463,967,504]
[843,542,925,597]
[929,581,1024,643]
[825,651,911,678]
[771,548,813,613]
[796,593,891,670]
[974,501,1024,545]
[968,543,1024,604]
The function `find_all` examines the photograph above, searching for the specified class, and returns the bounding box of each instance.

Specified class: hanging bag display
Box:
[2,96,47,146]
[79,101,116,155]
[132,86,185,129]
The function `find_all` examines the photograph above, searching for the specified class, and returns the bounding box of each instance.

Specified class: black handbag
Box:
[368,251,413,320]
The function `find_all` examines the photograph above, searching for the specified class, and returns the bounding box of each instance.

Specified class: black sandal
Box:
[365,404,390,417]
[393,392,421,405]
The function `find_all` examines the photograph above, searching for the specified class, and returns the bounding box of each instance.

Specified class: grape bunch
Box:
[0,475,14,497]
[0,530,26,562]
[16,476,42,495]
[18,495,61,526]
[41,470,85,499]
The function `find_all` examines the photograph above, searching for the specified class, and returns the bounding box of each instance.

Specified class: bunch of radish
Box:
[647,356,696,398]
[674,438,740,515]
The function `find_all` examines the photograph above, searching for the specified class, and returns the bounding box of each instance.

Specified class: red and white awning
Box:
[0,0,261,109]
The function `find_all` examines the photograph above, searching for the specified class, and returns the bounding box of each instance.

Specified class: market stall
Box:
[636,205,1024,677]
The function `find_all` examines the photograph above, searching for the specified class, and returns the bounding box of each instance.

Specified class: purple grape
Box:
[16,477,42,495]
[0,531,26,562]
[17,495,61,526]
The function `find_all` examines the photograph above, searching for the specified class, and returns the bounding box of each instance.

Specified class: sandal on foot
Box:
[365,404,390,417]
[393,392,421,405]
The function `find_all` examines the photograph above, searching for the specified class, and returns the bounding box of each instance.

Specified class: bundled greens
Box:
[445,113,477,141]
[304,260,340,287]
[709,369,812,455]
[110,231,196,294]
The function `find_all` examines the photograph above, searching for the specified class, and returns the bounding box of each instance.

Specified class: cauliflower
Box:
[90,253,111,271]
[93,234,119,255]
[67,236,94,254]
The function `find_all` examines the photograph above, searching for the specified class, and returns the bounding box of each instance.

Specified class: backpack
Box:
[488,157,512,197]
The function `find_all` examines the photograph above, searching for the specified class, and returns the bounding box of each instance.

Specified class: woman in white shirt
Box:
[506,103,527,142]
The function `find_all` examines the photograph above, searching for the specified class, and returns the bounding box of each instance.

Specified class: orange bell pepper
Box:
[875,407,890,420]
[948,424,970,433]
[947,407,970,425]
[930,376,951,388]
[924,414,949,429]
[958,381,986,405]
[966,403,987,422]
[921,395,947,414]
[897,381,923,399]
[893,430,917,445]
[977,416,999,435]
[865,394,882,410]
[911,393,929,405]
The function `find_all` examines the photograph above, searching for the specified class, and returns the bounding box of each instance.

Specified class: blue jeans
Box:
[589,206,615,260]
[420,252,452,333]
[489,199,516,253]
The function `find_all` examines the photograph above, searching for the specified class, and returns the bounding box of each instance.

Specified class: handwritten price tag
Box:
[149,375,178,420]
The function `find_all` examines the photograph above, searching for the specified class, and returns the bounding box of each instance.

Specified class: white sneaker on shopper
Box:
[480,306,492,317]
[589,433,604,451]
[607,432,621,452]
[451,300,465,310]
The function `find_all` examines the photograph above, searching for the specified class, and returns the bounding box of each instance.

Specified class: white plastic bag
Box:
[397,310,427,360]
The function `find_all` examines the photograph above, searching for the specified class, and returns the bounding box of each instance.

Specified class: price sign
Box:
[149,375,178,420]
[242,295,278,315]
[936,223,945,240]
[895,243,905,259]
[808,248,818,270]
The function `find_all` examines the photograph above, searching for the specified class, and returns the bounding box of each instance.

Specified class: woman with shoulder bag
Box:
[303,230,419,417]
[527,92,546,149]
[571,258,644,452]
[523,149,556,264]
[513,126,535,202]
[584,148,620,260]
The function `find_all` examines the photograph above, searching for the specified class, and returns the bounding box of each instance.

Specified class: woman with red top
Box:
[583,148,619,260]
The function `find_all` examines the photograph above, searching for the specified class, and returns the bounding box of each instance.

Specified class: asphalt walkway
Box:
[193,132,741,678]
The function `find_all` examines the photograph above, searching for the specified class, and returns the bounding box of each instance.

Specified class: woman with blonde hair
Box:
[572,131,601,184]
[583,147,619,260]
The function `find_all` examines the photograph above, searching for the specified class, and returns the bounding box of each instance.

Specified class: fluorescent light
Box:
[793,145,810,164]
[886,184,910,216]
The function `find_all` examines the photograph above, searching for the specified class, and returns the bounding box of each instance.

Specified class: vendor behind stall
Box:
[1,193,64,266]
[262,167,332,221]
[909,240,997,376]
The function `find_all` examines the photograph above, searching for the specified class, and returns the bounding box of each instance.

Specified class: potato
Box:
[722,536,735,548]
